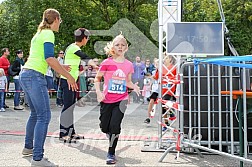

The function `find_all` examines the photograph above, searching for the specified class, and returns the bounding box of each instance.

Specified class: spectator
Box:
[55,50,64,107]
[12,49,25,110]
[142,73,152,104]
[0,48,10,109]
[45,66,54,90]
[55,50,64,85]
[87,58,99,79]
[86,58,99,90]
[144,59,159,124]
[0,68,7,112]
[132,56,145,103]
[19,56,29,107]
[144,59,155,74]
[76,61,88,100]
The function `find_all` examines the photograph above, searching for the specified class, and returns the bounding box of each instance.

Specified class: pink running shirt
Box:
[98,57,134,103]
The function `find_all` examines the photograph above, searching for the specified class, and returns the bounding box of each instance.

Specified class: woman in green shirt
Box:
[19,8,77,167]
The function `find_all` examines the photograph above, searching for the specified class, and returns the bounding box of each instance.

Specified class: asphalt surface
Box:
[0,96,251,166]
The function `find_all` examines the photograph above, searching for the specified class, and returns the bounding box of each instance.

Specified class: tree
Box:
[183,0,252,55]
[0,0,251,62]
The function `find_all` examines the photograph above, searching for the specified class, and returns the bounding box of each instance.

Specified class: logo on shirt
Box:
[108,69,127,94]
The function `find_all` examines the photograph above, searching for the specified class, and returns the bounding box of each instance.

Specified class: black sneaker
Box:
[59,136,76,143]
[144,118,150,124]
[14,106,24,110]
[169,111,176,121]
[162,122,170,131]
[4,104,9,108]
[71,134,84,140]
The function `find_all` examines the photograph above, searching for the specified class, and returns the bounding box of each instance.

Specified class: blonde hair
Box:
[38,8,60,31]
[0,68,5,75]
[104,32,128,56]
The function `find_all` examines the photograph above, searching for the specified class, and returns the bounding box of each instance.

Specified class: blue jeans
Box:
[56,78,63,106]
[19,69,51,161]
[14,79,22,106]
[45,75,54,90]
[0,90,4,108]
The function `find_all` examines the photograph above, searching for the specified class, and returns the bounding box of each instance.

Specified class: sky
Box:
[0,0,5,4]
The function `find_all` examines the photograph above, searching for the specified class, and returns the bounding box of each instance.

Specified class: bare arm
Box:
[126,73,135,89]
[94,71,103,91]
[127,73,140,95]
[94,71,105,102]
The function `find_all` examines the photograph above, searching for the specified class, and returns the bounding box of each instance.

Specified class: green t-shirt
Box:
[61,43,81,81]
[24,29,55,75]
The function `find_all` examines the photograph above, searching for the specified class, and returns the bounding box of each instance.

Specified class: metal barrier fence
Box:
[175,61,252,165]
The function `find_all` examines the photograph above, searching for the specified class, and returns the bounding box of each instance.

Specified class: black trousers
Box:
[59,79,76,138]
[99,100,127,134]
[99,100,128,154]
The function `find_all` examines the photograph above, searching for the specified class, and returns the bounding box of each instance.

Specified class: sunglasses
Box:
[59,52,64,54]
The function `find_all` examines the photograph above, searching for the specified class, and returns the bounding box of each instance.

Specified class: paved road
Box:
[0,97,249,166]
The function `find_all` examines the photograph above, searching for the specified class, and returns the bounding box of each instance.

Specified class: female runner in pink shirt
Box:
[94,33,140,165]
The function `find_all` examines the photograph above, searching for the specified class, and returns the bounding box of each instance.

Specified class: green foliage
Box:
[0,0,158,62]
[0,0,251,64]
[183,0,252,55]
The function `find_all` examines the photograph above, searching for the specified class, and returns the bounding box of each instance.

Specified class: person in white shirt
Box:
[55,50,64,107]
[0,68,7,112]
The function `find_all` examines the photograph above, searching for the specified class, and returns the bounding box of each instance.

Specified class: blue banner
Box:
[193,55,252,72]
